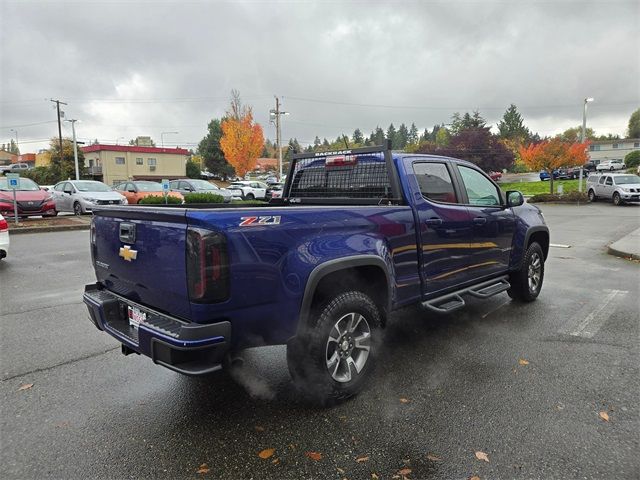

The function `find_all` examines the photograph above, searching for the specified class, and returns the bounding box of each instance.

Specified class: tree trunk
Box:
[550,175,554,195]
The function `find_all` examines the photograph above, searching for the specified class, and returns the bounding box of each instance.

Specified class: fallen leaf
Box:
[470,476,481,480]
[272,458,280,465]
[399,397,410,403]
[356,455,370,463]
[196,463,210,474]
[305,451,323,461]
[258,448,275,459]
[255,425,265,432]
[599,411,610,422]
[337,467,345,474]
[398,467,412,476]
[475,451,490,463]
[426,453,442,461]
[371,473,380,479]
[18,383,33,391]
[518,359,529,366]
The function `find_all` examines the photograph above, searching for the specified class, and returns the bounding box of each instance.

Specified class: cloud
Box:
[1,0,638,152]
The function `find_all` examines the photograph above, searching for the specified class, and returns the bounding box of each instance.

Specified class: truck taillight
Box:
[187,228,229,303]
[0,217,8,232]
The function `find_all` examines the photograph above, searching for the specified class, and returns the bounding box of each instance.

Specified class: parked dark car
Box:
[583,160,599,172]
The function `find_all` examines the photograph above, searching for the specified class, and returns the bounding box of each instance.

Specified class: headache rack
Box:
[279,140,403,205]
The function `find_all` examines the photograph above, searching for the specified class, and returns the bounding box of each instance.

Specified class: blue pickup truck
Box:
[84,143,549,404]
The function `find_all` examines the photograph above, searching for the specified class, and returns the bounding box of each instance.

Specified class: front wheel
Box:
[508,242,545,302]
[245,193,255,200]
[588,189,597,202]
[73,202,83,215]
[287,291,381,406]
[613,192,623,206]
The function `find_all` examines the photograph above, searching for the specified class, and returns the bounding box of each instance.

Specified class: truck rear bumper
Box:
[83,283,230,376]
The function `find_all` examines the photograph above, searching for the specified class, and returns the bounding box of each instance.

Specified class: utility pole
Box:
[50,98,67,163]
[270,96,289,179]
[579,97,594,193]
[66,119,80,180]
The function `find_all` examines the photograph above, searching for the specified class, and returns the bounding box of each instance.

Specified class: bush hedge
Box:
[529,191,588,203]
[138,195,182,205]
[184,192,224,204]
[624,150,640,169]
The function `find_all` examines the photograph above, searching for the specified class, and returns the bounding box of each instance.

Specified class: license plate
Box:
[127,305,147,328]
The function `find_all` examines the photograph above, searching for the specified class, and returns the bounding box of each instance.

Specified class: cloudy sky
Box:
[1,0,638,153]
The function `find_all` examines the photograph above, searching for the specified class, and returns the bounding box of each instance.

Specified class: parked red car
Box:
[0,177,57,217]
[489,171,502,181]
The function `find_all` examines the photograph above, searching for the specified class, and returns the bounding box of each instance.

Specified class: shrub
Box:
[184,192,224,204]
[186,160,201,179]
[624,150,640,169]
[529,191,587,203]
[138,194,182,205]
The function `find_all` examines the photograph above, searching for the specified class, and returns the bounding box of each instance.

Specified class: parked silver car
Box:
[51,180,127,214]
[587,173,640,205]
[169,179,234,202]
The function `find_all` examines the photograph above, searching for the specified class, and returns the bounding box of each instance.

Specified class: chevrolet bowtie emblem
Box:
[119,245,138,262]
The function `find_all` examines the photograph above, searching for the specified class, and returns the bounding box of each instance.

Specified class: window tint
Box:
[54,183,65,191]
[605,177,613,186]
[169,180,179,188]
[458,166,501,206]
[598,176,606,185]
[412,162,457,203]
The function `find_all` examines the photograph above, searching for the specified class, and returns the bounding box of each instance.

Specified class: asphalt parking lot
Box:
[1,203,639,480]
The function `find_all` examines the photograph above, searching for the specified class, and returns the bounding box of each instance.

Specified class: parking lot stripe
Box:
[566,289,627,338]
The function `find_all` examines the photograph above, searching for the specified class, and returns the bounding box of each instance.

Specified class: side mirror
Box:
[506,190,524,207]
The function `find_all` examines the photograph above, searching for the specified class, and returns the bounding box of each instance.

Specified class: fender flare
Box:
[298,255,393,328]
[524,226,550,260]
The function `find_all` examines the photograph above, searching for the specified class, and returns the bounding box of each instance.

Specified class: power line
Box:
[1,120,57,129]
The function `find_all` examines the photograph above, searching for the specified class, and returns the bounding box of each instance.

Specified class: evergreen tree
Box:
[386,123,397,148]
[397,123,409,149]
[497,104,530,141]
[408,123,419,145]
[352,128,364,144]
[322,138,330,147]
[371,126,386,145]
[9,139,20,155]
[198,118,234,178]
[313,136,321,148]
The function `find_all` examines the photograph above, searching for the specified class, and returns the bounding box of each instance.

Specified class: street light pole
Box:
[270,96,289,179]
[161,131,178,148]
[10,128,18,152]
[579,97,594,193]
[66,119,80,180]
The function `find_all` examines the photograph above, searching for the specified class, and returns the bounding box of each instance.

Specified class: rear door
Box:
[453,164,516,280]
[92,207,192,319]
[595,175,607,196]
[411,160,476,295]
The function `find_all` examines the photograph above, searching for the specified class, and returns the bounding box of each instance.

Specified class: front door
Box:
[454,165,516,280]
[411,160,476,296]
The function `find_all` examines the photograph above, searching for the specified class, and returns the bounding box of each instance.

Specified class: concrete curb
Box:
[607,227,640,261]
[8,224,90,235]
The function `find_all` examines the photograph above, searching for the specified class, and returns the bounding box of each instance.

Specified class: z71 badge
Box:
[239,216,281,226]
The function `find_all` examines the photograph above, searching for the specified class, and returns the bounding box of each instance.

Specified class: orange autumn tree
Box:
[519,139,590,194]
[220,90,264,177]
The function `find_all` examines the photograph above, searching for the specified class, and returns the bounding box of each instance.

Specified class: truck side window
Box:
[598,176,606,184]
[605,177,613,186]
[458,166,501,206]
[413,162,457,203]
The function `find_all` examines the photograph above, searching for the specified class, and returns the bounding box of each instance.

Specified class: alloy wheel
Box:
[325,312,371,383]
[527,252,542,293]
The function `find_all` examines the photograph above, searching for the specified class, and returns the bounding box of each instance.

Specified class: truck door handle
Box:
[425,218,443,226]
[473,217,487,225]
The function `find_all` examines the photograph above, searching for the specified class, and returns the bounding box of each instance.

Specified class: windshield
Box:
[73,181,112,192]
[135,181,164,191]
[189,180,220,190]
[615,175,640,185]
[0,177,40,191]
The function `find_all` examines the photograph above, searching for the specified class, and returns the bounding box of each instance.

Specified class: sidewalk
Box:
[608,227,640,261]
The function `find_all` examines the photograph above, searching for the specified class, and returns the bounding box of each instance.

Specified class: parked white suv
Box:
[226,181,269,200]
[595,159,625,172]
[0,163,30,174]
[587,173,640,206]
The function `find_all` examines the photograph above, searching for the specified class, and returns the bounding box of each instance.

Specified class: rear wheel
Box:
[588,189,597,202]
[287,291,380,406]
[73,202,83,215]
[508,242,545,302]
[245,193,255,200]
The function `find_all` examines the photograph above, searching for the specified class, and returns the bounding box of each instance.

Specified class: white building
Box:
[588,138,639,165]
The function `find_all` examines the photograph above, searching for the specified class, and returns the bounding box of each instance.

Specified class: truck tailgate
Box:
[92,207,191,320]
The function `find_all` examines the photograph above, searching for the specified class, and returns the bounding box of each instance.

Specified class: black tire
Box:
[287,291,381,406]
[588,189,597,202]
[246,193,255,200]
[508,242,545,302]
[73,202,83,215]
[613,192,623,206]
[610,167,614,171]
